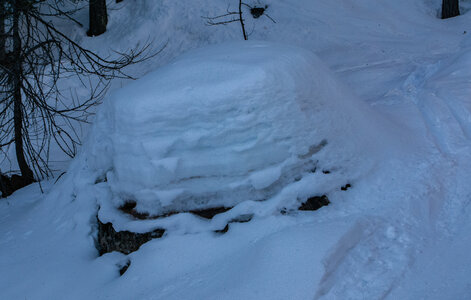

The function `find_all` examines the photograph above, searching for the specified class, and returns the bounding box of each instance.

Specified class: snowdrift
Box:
[81,41,385,227]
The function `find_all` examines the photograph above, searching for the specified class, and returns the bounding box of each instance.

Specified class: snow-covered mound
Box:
[84,41,383,217]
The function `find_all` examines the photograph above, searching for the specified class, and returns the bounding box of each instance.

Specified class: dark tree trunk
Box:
[0,3,7,196]
[0,172,7,197]
[88,0,108,37]
[12,0,34,183]
[442,0,460,19]
[0,0,5,62]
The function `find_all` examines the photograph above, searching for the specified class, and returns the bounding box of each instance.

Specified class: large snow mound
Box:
[84,41,385,217]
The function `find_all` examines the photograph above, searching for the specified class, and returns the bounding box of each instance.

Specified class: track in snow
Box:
[402,53,471,154]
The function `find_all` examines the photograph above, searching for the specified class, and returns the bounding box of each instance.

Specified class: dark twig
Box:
[0,0,161,180]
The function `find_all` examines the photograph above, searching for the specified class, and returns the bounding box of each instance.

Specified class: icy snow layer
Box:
[85,41,388,218]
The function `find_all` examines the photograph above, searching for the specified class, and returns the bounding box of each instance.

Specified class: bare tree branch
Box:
[0,0,161,183]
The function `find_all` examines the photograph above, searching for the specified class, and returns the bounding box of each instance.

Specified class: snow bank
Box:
[83,41,384,218]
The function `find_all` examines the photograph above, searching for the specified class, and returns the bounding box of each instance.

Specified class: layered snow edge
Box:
[69,41,390,232]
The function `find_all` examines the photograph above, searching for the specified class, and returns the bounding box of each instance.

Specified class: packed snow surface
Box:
[86,42,386,218]
[1,0,471,299]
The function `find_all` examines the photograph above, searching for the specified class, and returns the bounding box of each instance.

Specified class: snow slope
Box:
[1,0,471,299]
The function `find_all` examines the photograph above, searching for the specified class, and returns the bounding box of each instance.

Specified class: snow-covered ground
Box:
[1,0,471,299]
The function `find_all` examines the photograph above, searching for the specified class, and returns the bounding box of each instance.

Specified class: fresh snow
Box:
[1,0,471,299]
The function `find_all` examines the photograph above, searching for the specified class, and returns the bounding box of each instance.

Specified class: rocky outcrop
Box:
[298,195,330,211]
[96,217,165,255]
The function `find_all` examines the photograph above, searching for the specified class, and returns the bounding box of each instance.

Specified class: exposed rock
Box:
[190,207,232,219]
[118,260,131,276]
[119,201,232,220]
[119,201,150,220]
[298,195,330,211]
[214,214,253,235]
[96,217,165,255]
[215,224,229,234]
